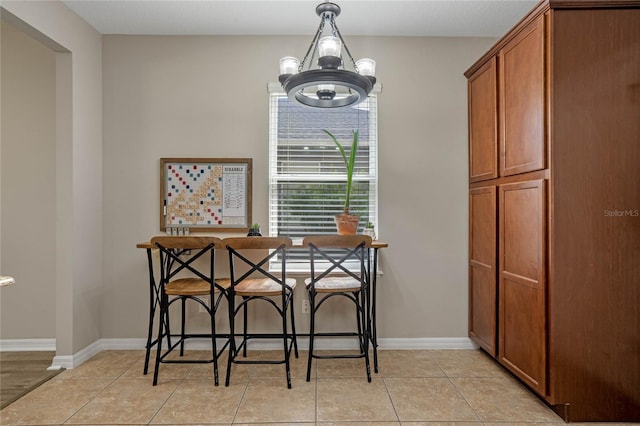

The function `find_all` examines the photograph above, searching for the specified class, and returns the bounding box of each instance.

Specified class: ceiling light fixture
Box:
[278,2,377,109]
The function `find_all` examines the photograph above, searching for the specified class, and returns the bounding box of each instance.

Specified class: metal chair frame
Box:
[151,236,229,386]
[143,247,168,375]
[304,235,372,382]
[224,237,298,388]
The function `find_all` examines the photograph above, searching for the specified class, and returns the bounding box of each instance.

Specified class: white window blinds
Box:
[268,87,378,267]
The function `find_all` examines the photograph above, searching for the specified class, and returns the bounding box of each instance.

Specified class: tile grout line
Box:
[314,361,319,425]
[60,365,130,425]
[380,375,402,423]
[433,351,485,424]
[146,374,186,425]
[230,375,250,424]
[446,375,484,424]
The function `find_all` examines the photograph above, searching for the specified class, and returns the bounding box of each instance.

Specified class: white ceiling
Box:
[61,0,538,37]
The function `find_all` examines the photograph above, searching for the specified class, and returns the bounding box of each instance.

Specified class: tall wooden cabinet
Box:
[465,1,640,422]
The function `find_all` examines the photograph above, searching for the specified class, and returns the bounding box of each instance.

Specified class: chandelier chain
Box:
[299,16,326,72]
[329,15,359,73]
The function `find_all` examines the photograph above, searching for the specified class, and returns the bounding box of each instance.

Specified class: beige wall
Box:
[0,1,102,356]
[0,20,56,339]
[0,0,499,355]
[102,34,497,342]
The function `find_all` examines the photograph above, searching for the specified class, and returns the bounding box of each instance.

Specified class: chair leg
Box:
[242,297,249,357]
[289,294,299,358]
[225,296,236,387]
[360,290,371,382]
[282,294,292,389]
[306,292,316,382]
[180,297,187,356]
[143,298,155,375]
[355,292,365,353]
[164,301,172,349]
[210,296,219,386]
[144,249,157,376]
[153,295,167,386]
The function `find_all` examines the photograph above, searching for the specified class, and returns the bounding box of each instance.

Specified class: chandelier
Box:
[278,2,377,109]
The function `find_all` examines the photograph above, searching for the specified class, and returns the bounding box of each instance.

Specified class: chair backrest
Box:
[303,235,372,283]
[223,236,293,290]
[150,236,222,283]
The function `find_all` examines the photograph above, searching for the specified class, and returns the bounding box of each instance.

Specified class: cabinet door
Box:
[499,14,546,176]
[498,179,547,394]
[468,57,498,182]
[469,186,497,355]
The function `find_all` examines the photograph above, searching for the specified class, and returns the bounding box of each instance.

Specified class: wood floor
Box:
[0,351,62,409]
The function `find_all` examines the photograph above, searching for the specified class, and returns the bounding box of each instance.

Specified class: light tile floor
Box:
[0,348,631,425]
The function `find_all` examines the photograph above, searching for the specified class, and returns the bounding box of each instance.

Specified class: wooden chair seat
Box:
[304,276,361,293]
[217,277,296,297]
[165,277,230,296]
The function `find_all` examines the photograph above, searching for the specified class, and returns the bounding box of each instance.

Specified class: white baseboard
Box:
[50,340,102,370]
[1,336,479,369]
[0,339,56,351]
[380,337,479,350]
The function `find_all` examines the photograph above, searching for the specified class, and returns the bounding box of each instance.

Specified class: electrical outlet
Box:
[302,299,310,314]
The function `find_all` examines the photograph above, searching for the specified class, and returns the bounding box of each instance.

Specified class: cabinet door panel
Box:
[468,58,498,182]
[469,186,497,355]
[499,15,546,176]
[499,180,546,394]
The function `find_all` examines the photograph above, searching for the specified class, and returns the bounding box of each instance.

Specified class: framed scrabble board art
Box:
[160,158,252,232]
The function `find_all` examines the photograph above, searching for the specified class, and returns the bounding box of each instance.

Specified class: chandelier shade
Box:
[278,2,377,109]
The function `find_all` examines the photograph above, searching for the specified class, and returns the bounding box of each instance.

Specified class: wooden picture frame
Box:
[160,158,252,232]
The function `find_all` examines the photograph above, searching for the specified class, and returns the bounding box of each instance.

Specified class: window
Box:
[268,85,378,269]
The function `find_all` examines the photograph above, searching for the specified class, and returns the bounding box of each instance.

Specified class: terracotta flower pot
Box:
[334,213,359,235]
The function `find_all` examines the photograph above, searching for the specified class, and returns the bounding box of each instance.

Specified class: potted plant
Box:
[247,223,262,236]
[323,129,360,235]
[363,221,376,239]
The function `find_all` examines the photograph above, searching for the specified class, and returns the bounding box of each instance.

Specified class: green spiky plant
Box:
[247,223,261,236]
[322,129,359,215]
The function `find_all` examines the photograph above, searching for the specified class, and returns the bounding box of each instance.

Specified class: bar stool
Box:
[303,235,372,382]
[221,236,298,388]
[150,236,229,386]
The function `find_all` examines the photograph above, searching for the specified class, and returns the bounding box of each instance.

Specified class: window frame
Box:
[268,84,379,271]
